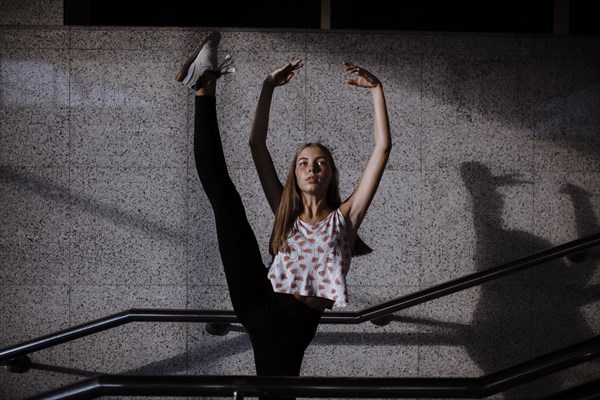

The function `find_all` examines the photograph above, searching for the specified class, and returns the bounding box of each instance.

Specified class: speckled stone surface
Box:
[0,166,71,284]
[345,170,421,288]
[533,171,600,285]
[0,47,69,166]
[306,284,420,378]
[67,285,188,375]
[0,0,63,26]
[421,53,536,172]
[0,285,73,399]
[69,166,188,285]
[1,21,600,400]
[187,286,255,376]
[420,286,534,375]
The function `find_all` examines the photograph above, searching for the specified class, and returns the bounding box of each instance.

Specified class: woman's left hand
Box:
[265,59,303,88]
[343,61,381,88]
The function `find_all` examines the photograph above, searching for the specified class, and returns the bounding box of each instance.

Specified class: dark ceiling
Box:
[64,0,599,35]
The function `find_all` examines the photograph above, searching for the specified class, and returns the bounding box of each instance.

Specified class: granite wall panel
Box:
[1,20,599,400]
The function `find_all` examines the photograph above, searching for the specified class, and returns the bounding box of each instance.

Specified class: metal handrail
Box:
[26,335,600,399]
[325,230,600,323]
[2,232,599,365]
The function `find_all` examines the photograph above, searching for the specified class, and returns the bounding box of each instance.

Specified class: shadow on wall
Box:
[19,331,253,379]
[0,165,187,244]
[459,161,599,399]
[2,165,600,393]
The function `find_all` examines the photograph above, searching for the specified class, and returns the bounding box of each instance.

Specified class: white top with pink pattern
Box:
[268,209,352,308]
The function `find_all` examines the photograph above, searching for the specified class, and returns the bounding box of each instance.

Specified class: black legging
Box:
[193,96,322,378]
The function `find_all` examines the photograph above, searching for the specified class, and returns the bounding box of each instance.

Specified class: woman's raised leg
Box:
[179,32,267,320]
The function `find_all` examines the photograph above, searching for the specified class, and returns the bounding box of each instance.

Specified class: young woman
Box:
[178,31,391,383]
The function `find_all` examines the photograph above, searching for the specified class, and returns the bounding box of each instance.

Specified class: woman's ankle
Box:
[195,72,217,96]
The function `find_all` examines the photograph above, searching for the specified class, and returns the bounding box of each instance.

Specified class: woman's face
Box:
[295,145,333,198]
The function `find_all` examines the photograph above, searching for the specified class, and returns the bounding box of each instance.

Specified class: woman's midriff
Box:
[294,294,334,312]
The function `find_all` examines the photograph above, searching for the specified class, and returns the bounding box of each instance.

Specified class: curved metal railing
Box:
[1,232,599,369]
[24,334,600,399]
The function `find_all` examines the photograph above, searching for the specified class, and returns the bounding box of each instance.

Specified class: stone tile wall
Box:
[1,1,599,399]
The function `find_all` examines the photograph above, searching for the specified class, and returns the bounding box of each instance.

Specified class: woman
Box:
[178,31,391,383]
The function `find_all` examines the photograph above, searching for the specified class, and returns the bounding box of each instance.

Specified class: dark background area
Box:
[64,0,599,35]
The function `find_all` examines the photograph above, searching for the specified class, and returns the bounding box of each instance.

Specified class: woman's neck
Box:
[300,199,332,224]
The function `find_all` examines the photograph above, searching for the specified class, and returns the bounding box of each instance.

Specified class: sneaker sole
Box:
[175,31,219,82]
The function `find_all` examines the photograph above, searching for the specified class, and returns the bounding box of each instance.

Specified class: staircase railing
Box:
[25,335,600,399]
[2,231,599,369]
[2,232,600,400]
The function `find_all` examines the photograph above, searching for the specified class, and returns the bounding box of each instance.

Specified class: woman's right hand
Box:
[343,61,381,89]
[265,59,303,87]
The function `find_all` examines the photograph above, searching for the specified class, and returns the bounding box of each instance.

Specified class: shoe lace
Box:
[217,54,236,76]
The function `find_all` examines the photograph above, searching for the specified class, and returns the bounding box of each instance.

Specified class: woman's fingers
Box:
[268,59,303,86]
[343,61,380,88]
[344,61,368,78]
[287,59,303,72]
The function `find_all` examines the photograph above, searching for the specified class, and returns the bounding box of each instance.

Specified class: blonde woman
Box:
[180,31,391,387]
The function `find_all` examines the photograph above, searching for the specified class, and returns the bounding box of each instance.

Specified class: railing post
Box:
[0,355,31,373]
[206,322,231,336]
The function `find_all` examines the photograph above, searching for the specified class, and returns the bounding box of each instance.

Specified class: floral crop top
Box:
[268,209,352,308]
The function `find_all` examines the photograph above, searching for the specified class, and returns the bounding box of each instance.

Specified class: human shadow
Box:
[560,183,600,263]
[459,161,598,399]
[6,162,598,396]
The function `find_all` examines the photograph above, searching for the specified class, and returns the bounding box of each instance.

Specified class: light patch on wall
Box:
[1,60,149,108]
[70,81,148,108]
[1,60,68,106]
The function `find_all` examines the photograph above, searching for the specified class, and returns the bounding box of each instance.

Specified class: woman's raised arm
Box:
[339,61,392,239]
[249,59,303,214]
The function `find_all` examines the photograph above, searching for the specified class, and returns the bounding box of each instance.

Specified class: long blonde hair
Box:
[269,142,372,257]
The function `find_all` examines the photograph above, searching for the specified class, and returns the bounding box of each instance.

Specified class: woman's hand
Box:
[343,61,381,88]
[265,59,303,87]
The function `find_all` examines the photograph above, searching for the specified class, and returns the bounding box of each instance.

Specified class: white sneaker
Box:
[176,31,222,90]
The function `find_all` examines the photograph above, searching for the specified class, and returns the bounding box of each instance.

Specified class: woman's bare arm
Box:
[339,62,392,237]
[249,60,303,213]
